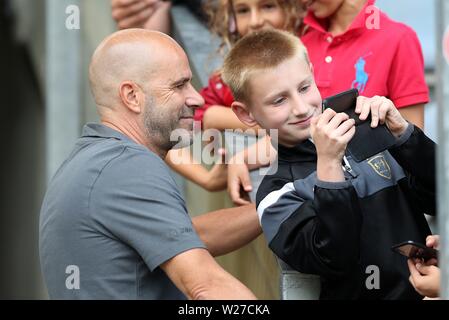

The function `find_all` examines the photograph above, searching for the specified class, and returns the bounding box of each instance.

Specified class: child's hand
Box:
[311,109,355,182]
[227,161,252,206]
[355,96,408,138]
[111,0,171,31]
[426,235,440,250]
[425,234,440,266]
[204,148,228,192]
[407,259,440,298]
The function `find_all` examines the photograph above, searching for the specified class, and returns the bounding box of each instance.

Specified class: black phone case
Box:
[391,241,438,261]
[322,89,397,162]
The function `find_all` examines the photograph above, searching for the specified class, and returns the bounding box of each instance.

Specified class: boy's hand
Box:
[311,109,356,182]
[355,96,408,138]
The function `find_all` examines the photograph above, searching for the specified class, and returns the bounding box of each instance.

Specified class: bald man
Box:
[39,29,260,299]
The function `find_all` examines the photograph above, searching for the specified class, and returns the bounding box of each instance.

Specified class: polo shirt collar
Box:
[82,123,136,144]
[304,0,376,35]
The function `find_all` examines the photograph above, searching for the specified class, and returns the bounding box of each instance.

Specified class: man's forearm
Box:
[192,204,261,256]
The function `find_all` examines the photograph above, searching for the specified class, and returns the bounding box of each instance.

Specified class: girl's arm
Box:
[399,103,424,130]
[203,105,262,132]
[165,147,227,192]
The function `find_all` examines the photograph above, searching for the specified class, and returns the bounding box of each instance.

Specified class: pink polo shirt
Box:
[300,0,429,108]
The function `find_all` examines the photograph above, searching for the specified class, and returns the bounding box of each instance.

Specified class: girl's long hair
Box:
[203,0,305,55]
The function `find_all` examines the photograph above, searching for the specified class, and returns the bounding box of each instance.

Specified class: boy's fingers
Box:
[370,101,382,128]
[355,96,365,114]
[327,112,349,130]
[334,118,355,137]
[317,108,336,127]
[340,124,356,143]
[359,98,372,121]
[377,100,390,125]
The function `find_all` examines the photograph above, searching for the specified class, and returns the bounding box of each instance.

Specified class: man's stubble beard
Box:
[143,96,193,152]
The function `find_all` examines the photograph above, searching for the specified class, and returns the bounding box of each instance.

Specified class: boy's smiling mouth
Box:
[289,114,313,126]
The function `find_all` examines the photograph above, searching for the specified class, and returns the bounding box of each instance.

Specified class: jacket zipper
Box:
[342,156,357,178]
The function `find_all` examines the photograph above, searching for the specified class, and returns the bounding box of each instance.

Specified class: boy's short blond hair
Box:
[222,29,309,103]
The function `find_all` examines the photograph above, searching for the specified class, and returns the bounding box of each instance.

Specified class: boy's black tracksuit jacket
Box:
[256,125,435,299]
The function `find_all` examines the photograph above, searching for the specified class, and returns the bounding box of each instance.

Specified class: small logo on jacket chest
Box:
[367,155,391,179]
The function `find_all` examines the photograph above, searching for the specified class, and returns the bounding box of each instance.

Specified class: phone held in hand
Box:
[391,240,438,262]
[322,88,396,162]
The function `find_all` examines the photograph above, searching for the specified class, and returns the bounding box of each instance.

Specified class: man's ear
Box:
[231,101,258,127]
[119,81,144,114]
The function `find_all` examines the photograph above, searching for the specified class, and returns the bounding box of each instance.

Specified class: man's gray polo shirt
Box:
[39,123,206,299]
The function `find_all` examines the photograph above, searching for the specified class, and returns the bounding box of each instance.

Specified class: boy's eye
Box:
[299,85,310,93]
[273,97,285,105]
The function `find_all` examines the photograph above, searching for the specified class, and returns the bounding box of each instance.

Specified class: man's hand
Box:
[111,0,171,32]
[227,160,252,206]
[355,95,409,138]
[311,109,355,182]
[407,259,440,298]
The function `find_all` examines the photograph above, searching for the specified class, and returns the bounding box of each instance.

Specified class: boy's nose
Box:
[292,96,309,116]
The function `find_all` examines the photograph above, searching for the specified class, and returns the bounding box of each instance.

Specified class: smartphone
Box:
[321,88,396,162]
[322,88,361,124]
[391,240,438,262]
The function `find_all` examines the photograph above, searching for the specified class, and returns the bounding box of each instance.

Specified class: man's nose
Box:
[186,84,205,109]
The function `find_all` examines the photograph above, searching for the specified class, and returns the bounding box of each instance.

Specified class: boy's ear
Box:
[231,101,258,127]
[309,62,314,74]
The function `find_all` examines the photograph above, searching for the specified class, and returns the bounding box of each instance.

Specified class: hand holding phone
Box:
[322,89,397,162]
[391,240,438,262]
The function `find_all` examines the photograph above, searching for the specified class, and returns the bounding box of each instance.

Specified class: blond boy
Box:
[222,29,436,300]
